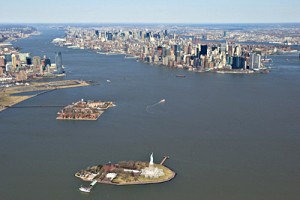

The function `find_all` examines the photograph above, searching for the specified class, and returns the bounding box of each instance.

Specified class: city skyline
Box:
[1,0,300,24]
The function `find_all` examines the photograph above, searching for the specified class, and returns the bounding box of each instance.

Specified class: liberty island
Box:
[76,154,176,192]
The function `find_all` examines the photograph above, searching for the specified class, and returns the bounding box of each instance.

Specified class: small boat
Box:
[79,186,91,193]
[176,74,186,78]
[261,58,272,63]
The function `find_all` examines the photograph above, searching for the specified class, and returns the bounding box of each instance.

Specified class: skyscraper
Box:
[256,54,261,69]
[232,56,242,69]
[250,53,256,69]
[26,57,32,65]
[55,52,63,74]
[4,54,12,62]
[200,45,208,56]
[106,33,113,41]
[33,56,41,73]
[0,56,6,67]
[11,54,18,69]
[95,30,99,37]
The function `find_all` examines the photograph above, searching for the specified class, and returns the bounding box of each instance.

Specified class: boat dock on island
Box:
[79,180,97,193]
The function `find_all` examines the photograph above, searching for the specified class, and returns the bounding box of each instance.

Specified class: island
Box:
[57,99,115,120]
[75,153,176,192]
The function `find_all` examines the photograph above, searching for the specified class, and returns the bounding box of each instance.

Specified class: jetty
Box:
[160,156,170,165]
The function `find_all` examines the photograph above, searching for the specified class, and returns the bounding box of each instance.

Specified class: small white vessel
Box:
[79,186,91,193]
[160,99,166,103]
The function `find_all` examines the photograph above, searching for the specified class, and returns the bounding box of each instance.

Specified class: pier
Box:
[79,178,98,193]
[160,156,170,165]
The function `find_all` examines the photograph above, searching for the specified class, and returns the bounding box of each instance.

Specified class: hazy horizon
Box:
[1,0,300,24]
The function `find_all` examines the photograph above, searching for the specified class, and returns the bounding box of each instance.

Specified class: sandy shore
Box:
[0,80,90,112]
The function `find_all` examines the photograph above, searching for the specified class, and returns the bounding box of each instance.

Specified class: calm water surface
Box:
[0,27,300,200]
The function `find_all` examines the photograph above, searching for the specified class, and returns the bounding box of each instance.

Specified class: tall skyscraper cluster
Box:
[60,27,277,72]
[0,46,64,82]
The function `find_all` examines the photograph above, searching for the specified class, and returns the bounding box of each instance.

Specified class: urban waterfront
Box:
[1,27,300,200]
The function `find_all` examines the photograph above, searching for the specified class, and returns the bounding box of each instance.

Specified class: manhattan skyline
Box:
[1,0,300,24]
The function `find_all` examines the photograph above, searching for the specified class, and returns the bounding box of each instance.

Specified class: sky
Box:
[1,0,300,24]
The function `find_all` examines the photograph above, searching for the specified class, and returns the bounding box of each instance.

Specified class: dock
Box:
[160,156,170,165]
[79,180,98,193]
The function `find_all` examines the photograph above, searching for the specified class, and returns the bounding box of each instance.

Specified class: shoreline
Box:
[0,80,90,112]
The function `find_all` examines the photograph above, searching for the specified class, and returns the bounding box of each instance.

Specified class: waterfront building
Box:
[18,53,30,63]
[55,52,63,74]
[4,53,12,62]
[257,54,261,69]
[26,57,32,65]
[250,53,256,69]
[5,62,12,72]
[0,56,5,67]
[16,70,27,81]
[107,33,113,41]
[232,56,242,69]
[249,53,262,69]
[11,54,17,69]
[33,56,41,73]
[95,30,99,37]
[200,45,208,56]
[45,58,51,67]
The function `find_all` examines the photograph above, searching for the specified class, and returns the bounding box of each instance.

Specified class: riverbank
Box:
[0,80,90,112]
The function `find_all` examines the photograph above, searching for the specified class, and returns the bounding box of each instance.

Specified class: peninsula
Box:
[0,80,90,112]
[75,154,176,192]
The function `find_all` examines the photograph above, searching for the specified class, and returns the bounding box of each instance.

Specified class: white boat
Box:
[79,186,91,193]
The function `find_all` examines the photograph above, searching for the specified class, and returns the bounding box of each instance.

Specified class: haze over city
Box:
[1,0,300,24]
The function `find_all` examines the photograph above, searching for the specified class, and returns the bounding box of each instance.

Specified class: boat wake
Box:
[146,99,166,114]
